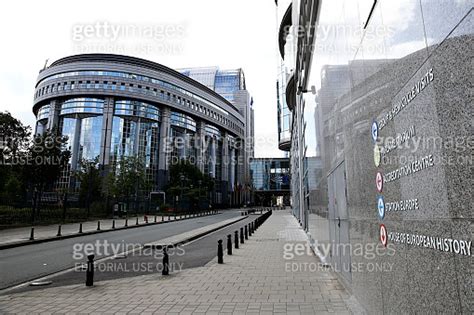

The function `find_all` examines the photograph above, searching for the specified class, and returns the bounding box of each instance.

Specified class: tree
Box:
[166,160,214,212]
[25,129,70,222]
[75,157,102,218]
[108,156,150,213]
[0,111,31,205]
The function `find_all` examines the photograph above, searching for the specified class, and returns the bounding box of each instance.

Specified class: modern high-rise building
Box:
[277,0,472,313]
[33,54,251,207]
[179,67,254,204]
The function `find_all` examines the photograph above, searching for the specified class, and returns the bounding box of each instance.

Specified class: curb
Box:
[143,216,248,249]
[0,212,221,251]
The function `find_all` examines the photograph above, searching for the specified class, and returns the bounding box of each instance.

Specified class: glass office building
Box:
[250,158,290,206]
[278,0,472,313]
[180,67,254,204]
[33,54,247,206]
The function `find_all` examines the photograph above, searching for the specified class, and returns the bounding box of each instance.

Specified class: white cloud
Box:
[0,0,284,157]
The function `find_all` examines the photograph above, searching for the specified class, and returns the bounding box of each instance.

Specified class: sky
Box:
[0,0,283,158]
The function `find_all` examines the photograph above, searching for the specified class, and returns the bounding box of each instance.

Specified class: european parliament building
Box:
[33,54,253,206]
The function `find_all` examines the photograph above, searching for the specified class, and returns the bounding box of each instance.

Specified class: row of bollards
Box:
[217,210,273,264]
[84,210,272,287]
[28,211,221,242]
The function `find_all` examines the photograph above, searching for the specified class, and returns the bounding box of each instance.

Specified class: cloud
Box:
[0,0,283,157]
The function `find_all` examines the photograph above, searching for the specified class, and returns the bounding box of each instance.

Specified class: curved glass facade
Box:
[276,0,294,151]
[60,98,104,116]
[37,70,234,116]
[33,54,247,206]
[37,105,50,120]
[114,100,161,121]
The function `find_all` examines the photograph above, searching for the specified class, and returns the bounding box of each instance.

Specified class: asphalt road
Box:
[0,210,248,291]
[7,215,261,294]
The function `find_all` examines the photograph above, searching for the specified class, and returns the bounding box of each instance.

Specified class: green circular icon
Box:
[374,144,381,167]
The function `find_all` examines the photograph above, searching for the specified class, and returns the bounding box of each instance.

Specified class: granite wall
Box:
[310,0,473,313]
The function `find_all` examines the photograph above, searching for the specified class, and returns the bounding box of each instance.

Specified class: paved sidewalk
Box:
[0,211,354,314]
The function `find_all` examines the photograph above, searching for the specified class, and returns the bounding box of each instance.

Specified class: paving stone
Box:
[0,211,356,314]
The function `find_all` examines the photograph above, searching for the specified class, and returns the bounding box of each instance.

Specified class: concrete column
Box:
[221,133,229,205]
[99,97,114,167]
[210,137,216,178]
[221,134,229,182]
[230,147,235,192]
[46,100,60,131]
[134,118,141,156]
[157,107,171,189]
[70,116,82,171]
[195,121,205,172]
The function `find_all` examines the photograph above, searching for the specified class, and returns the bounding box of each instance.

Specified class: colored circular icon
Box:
[376,171,383,193]
[377,195,385,220]
[371,120,378,143]
[373,144,381,167]
[380,224,388,247]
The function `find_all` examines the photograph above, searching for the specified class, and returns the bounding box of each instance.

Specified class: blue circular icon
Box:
[371,121,378,143]
[377,195,385,220]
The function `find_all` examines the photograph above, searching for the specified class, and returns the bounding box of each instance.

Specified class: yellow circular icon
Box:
[374,144,381,167]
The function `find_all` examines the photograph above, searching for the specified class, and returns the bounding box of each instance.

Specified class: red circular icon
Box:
[380,224,388,247]
[376,171,383,193]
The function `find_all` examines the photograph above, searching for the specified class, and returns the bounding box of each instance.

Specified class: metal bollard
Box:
[217,240,224,264]
[79,223,83,233]
[97,221,101,231]
[162,247,169,276]
[136,217,139,225]
[56,225,62,237]
[29,227,35,240]
[144,215,148,224]
[162,215,164,222]
[240,227,244,244]
[234,231,239,249]
[245,225,248,240]
[248,223,252,236]
[227,234,232,255]
[112,220,115,229]
[86,254,94,286]
[154,215,157,223]
[168,214,171,221]
[125,218,128,227]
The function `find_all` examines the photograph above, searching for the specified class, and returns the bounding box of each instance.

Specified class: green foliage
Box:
[108,156,150,201]
[166,160,213,210]
[25,128,71,191]
[74,157,102,206]
[0,111,31,202]
[2,176,21,204]
[0,111,31,160]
